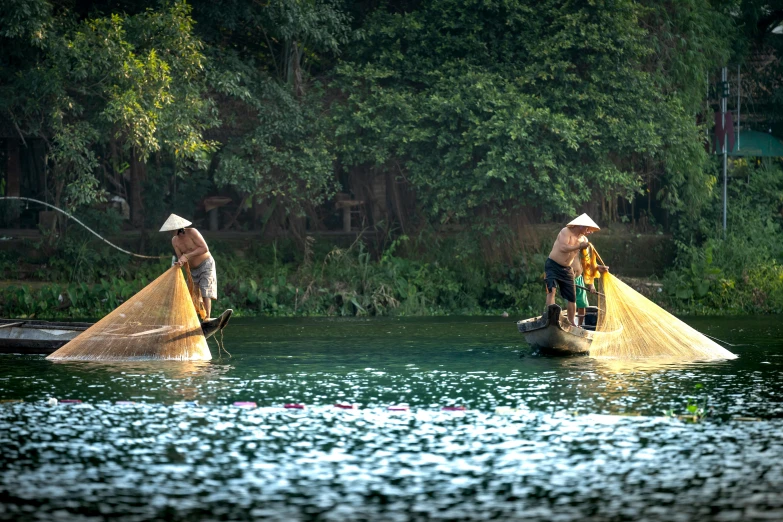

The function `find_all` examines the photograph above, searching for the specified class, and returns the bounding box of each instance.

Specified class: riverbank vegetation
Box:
[2,0,783,317]
[0,229,549,318]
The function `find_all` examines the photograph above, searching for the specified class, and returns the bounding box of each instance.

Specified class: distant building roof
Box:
[728,130,783,157]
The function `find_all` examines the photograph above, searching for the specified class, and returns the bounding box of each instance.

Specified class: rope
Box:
[592,245,607,267]
[700,332,752,348]
[0,196,166,260]
[214,328,231,358]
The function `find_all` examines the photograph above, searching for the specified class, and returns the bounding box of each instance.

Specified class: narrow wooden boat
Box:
[0,309,233,355]
[517,304,598,356]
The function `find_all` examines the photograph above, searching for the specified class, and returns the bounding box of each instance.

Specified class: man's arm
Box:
[558,230,589,253]
[172,238,185,266]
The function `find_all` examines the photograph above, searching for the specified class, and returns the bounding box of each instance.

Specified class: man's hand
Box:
[577,237,589,251]
[589,283,597,294]
[175,255,188,267]
[597,265,609,274]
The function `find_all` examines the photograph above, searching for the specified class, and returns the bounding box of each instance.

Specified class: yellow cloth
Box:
[580,244,601,286]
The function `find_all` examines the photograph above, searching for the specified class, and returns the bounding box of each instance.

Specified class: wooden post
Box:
[343,206,351,232]
[209,207,219,231]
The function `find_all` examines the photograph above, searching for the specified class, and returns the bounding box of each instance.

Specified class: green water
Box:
[2,316,783,521]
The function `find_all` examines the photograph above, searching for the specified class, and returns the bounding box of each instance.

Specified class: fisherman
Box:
[545,213,604,327]
[160,214,217,320]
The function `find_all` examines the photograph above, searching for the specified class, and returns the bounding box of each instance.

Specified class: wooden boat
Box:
[0,309,233,355]
[517,304,598,356]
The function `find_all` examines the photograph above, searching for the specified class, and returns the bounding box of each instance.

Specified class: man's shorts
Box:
[575,275,589,308]
[544,257,576,304]
[191,257,217,300]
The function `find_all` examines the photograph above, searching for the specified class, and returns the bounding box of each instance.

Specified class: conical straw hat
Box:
[567,213,600,231]
[159,214,192,232]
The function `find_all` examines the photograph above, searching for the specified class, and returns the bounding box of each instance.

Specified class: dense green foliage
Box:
[0,235,546,318]
[661,162,783,314]
[1,1,216,218]
[203,0,351,219]
[3,0,783,317]
[333,0,730,225]
[1,0,739,222]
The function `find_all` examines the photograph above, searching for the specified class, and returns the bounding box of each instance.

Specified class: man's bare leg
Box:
[577,307,585,326]
[545,287,556,307]
[202,297,212,319]
[566,301,577,326]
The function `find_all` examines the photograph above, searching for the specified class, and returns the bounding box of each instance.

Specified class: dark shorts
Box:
[545,257,576,303]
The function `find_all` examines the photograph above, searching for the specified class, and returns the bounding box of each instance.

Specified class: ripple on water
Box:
[1,316,783,520]
[0,403,783,521]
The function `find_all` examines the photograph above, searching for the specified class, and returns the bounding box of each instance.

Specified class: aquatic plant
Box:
[662,383,710,423]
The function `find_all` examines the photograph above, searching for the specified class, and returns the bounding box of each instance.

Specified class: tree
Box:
[1,1,217,226]
[332,0,734,230]
[196,0,351,233]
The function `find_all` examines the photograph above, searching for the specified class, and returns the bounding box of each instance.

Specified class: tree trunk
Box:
[286,40,304,97]
[223,194,247,231]
[52,177,65,241]
[129,148,146,229]
[388,168,407,235]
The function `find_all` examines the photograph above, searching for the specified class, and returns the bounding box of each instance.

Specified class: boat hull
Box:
[0,309,233,355]
[0,320,92,354]
[517,304,594,356]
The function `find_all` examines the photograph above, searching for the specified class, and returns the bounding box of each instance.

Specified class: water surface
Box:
[1,316,782,521]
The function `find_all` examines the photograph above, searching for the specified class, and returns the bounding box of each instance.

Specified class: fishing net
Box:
[47,267,211,361]
[591,272,736,360]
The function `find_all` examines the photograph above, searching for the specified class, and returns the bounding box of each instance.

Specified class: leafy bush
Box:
[0,232,549,318]
[660,162,783,314]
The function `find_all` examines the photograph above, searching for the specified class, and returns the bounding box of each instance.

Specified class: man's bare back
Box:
[172,229,211,268]
[548,227,588,267]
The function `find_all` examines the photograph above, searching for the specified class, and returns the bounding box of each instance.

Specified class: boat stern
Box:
[517,304,592,356]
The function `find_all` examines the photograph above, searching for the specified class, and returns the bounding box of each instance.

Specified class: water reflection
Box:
[48,359,226,379]
[590,356,734,374]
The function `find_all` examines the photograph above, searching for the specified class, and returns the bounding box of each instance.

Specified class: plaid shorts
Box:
[191,257,217,300]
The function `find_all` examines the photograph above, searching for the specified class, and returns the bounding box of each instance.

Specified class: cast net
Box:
[47,266,211,361]
[592,272,736,360]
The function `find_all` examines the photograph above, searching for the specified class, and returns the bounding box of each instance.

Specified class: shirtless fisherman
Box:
[160,214,217,319]
[545,214,602,327]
